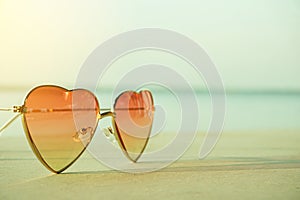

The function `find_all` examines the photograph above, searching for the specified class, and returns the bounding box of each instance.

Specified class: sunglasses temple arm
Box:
[0,113,22,133]
[0,106,24,134]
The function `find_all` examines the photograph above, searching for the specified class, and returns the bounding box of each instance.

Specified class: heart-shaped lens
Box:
[23,85,99,173]
[114,90,154,162]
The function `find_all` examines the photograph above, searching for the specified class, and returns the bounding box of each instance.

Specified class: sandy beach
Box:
[1,130,299,200]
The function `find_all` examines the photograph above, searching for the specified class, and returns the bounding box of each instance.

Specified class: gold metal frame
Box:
[0,85,154,173]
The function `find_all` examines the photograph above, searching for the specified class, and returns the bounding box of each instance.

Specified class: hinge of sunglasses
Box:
[0,106,25,113]
[0,106,23,112]
[13,105,26,113]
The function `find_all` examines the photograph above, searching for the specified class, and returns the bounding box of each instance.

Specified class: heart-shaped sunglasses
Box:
[0,85,155,173]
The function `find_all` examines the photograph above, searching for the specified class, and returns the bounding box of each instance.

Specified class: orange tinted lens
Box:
[23,86,99,173]
[114,90,154,162]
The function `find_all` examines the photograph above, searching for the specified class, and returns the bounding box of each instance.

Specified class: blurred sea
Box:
[0,87,300,137]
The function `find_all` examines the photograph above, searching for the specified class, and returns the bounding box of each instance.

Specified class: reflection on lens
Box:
[114,90,154,162]
[23,86,99,173]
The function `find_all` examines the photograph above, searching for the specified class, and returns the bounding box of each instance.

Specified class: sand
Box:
[1,131,300,199]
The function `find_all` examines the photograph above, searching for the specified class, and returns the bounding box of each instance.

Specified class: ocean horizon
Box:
[0,87,299,138]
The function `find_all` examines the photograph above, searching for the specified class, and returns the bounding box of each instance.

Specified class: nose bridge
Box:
[99,111,114,120]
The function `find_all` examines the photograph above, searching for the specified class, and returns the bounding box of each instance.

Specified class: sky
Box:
[0,0,299,91]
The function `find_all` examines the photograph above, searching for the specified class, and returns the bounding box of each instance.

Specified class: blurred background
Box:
[0,0,299,136]
[1,2,299,198]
